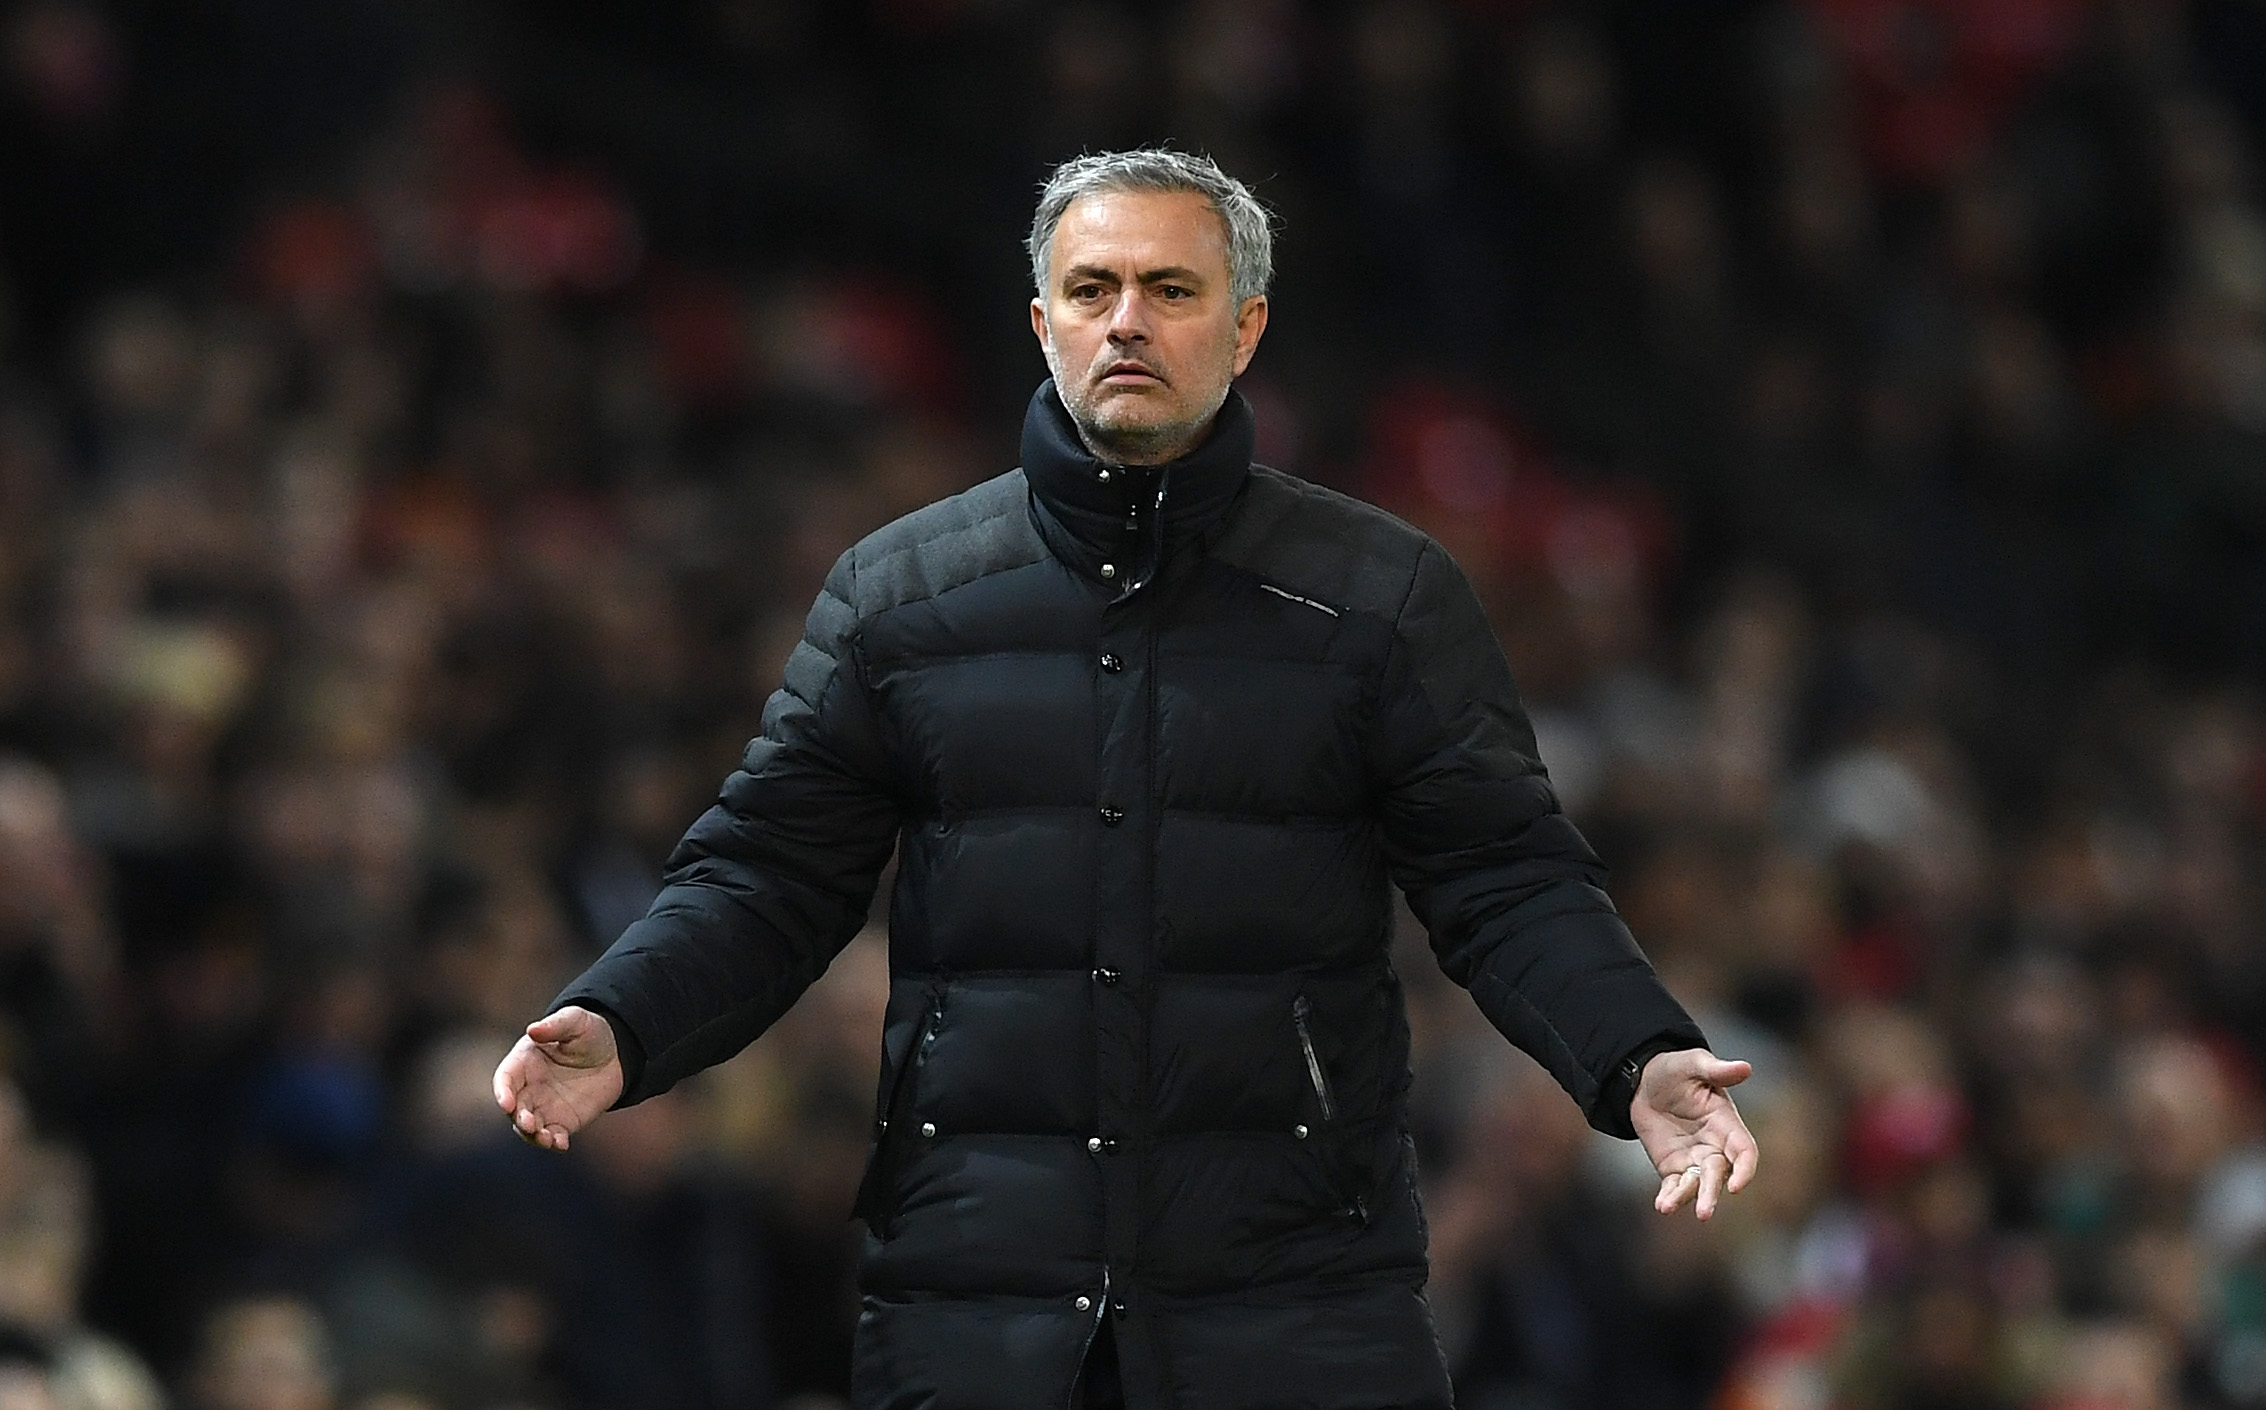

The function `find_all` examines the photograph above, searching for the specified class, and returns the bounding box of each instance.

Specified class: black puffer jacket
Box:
[557,382,1703,1410]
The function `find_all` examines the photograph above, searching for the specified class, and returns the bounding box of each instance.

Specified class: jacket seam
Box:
[864,646,1080,669]
[1156,807,1365,827]
[857,495,1039,615]
[1387,539,1431,634]
[1364,541,1435,787]
[1381,540,1599,1107]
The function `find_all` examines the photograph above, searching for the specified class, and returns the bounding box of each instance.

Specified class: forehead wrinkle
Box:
[1058,262,1210,287]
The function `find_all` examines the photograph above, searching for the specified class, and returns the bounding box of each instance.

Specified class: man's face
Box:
[1031,188,1268,465]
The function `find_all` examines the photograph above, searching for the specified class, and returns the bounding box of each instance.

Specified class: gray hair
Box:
[1028,149,1275,307]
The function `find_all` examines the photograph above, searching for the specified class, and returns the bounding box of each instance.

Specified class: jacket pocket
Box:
[851,984,945,1236]
[1291,994,1336,1122]
[1291,993,1367,1224]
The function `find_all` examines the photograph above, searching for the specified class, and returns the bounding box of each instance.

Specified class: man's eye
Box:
[1158,286,1190,299]
[1069,285,1104,302]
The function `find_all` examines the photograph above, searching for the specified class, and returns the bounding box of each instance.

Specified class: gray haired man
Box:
[497,148,1756,1409]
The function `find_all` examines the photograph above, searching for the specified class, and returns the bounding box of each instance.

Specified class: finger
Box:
[495,1038,543,1110]
[525,1008,582,1046]
[1726,1122,1760,1194]
[1695,1151,1731,1220]
[509,1105,560,1150]
[1656,1164,1701,1215]
[1699,1056,1752,1089]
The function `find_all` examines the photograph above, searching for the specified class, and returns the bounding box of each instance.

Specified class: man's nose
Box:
[1105,289,1149,343]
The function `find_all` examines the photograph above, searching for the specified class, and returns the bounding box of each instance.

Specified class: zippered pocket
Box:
[851,986,945,1234]
[1291,994,1336,1123]
[1064,1267,1112,1410]
[1293,992,1372,1224]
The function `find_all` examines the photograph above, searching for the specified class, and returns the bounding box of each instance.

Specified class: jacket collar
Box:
[1021,379,1254,595]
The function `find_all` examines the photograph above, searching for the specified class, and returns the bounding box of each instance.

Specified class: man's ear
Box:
[1030,298,1053,359]
[1231,295,1269,377]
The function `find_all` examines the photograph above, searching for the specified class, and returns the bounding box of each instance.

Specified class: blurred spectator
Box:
[191,1298,333,1410]
[0,1080,160,1410]
[0,1323,59,1410]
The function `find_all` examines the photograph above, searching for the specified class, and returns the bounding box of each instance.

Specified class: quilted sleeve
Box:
[1372,541,1703,1137]
[553,548,901,1104]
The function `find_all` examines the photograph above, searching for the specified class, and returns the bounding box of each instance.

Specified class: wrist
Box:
[556,999,644,1103]
[1618,1039,1702,1115]
[1586,1025,1710,1139]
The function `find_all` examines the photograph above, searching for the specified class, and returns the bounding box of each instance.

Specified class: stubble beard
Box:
[1048,345,1228,467]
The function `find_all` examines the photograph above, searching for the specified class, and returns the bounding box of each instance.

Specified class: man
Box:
[494,149,1757,1410]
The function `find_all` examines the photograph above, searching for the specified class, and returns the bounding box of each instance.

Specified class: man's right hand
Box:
[492,1005,625,1152]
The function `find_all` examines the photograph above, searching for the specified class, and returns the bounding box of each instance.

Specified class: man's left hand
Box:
[1631,1048,1758,1221]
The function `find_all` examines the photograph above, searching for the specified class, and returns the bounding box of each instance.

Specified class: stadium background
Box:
[4,1,2266,1407]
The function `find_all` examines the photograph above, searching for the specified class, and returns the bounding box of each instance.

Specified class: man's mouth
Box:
[1098,362,1165,385]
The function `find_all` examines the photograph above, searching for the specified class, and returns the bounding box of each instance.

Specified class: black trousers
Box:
[1078,1315,1125,1410]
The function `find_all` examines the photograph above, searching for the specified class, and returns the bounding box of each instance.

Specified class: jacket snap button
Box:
[920,1122,937,1138]
[1075,1296,1092,1312]
[1098,469,1111,483]
[1099,653,1121,672]
[1099,807,1124,826]
[1100,563,1117,579]
[1092,967,1119,985]
[1294,1124,1309,1139]
[1087,1136,1104,1153]
[1112,1300,1127,1318]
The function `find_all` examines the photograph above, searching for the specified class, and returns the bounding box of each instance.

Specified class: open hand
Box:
[492,1006,625,1152]
[1630,1048,1758,1221]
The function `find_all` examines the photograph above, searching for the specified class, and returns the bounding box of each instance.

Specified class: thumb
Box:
[1699,1055,1752,1089]
[526,1007,587,1046]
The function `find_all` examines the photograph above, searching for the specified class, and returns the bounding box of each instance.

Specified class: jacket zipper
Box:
[915,990,943,1071]
[1066,1267,1112,1410]
[1293,995,1367,1223]
[856,987,947,1233]
[877,993,941,1134]
[1291,995,1335,1123]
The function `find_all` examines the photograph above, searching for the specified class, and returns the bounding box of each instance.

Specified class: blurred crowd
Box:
[0,1,2264,1408]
